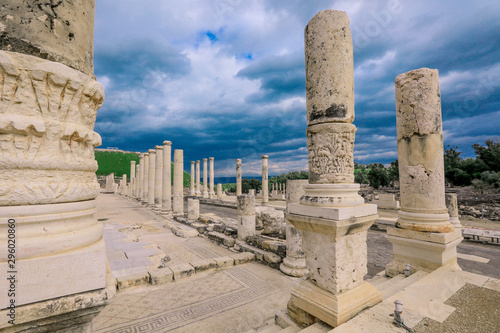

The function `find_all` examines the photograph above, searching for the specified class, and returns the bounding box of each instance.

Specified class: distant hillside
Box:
[95,150,191,187]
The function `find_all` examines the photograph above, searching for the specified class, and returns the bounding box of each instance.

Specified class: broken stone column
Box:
[217,183,223,199]
[386,68,462,276]
[445,193,461,228]
[262,155,269,205]
[0,1,113,330]
[209,157,215,199]
[162,141,172,212]
[203,158,209,198]
[280,180,309,277]
[196,160,201,196]
[138,153,144,199]
[190,161,196,196]
[154,145,163,208]
[130,160,136,197]
[122,174,127,196]
[236,159,242,196]
[286,10,381,327]
[173,150,184,215]
[147,149,156,206]
[237,194,256,241]
[105,173,115,191]
[143,153,149,203]
[187,199,200,221]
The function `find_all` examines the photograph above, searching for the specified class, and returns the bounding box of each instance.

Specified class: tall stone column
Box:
[173,150,184,215]
[196,160,201,196]
[154,145,163,208]
[143,153,149,203]
[209,157,216,199]
[162,141,172,212]
[135,163,140,199]
[386,68,462,276]
[280,180,309,277]
[262,156,269,205]
[0,1,113,330]
[130,160,136,197]
[237,194,256,241]
[147,149,156,206]
[138,153,145,200]
[122,174,127,196]
[286,10,381,327]
[202,158,209,198]
[190,161,196,196]
[236,159,242,196]
[217,183,223,199]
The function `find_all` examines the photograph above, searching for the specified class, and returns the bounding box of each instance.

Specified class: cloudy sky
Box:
[93,0,500,178]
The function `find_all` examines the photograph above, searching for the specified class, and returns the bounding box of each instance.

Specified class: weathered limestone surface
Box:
[260,209,284,235]
[262,155,269,204]
[147,149,156,206]
[209,157,215,198]
[162,141,172,211]
[305,10,354,125]
[143,153,149,202]
[203,158,208,198]
[196,160,201,196]
[236,159,242,196]
[173,149,184,214]
[217,183,223,199]
[237,194,255,241]
[154,145,163,207]
[138,153,144,199]
[105,173,114,191]
[446,193,461,227]
[372,193,400,209]
[187,199,200,221]
[281,179,308,277]
[190,161,196,196]
[130,160,136,197]
[0,1,96,76]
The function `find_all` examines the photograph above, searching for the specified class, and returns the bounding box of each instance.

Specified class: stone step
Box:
[298,322,332,332]
[374,274,406,292]
[236,241,283,269]
[380,271,429,300]
[280,326,301,333]
[259,324,283,333]
[365,272,389,287]
[207,231,236,247]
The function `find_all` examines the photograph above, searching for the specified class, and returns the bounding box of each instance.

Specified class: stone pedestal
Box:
[237,194,256,241]
[209,157,216,199]
[187,199,200,221]
[190,161,196,196]
[162,141,172,212]
[147,149,156,206]
[386,68,461,276]
[0,1,111,329]
[372,193,400,209]
[196,160,201,196]
[280,180,309,277]
[154,145,163,208]
[236,159,242,196]
[262,156,269,205]
[202,158,209,198]
[173,150,184,215]
[285,10,381,328]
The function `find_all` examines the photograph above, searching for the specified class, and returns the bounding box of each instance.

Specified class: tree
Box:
[387,159,399,185]
[367,163,389,189]
[473,138,500,172]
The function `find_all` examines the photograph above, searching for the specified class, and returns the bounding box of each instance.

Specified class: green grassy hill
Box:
[95,150,191,187]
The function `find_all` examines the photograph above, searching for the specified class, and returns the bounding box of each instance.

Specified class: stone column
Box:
[138,153,144,199]
[147,149,156,206]
[135,163,140,199]
[154,145,163,208]
[203,158,209,198]
[280,180,309,277]
[143,153,149,203]
[190,161,196,196]
[386,68,462,276]
[209,157,215,199]
[0,1,113,330]
[446,193,461,228]
[162,141,172,212]
[173,150,184,215]
[196,160,201,196]
[130,161,136,197]
[217,183,223,199]
[187,199,200,221]
[286,10,381,328]
[122,174,127,196]
[106,173,115,191]
[236,159,242,196]
[237,194,256,241]
[262,156,269,205]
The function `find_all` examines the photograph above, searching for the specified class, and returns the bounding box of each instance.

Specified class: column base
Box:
[288,279,381,327]
[385,227,462,277]
[280,257,309,277]
[396,210,454,233]
[203,192,209,199]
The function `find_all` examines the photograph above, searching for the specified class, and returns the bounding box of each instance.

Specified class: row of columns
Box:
[190,157,219,199]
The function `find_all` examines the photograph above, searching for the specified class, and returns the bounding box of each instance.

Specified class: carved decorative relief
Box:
[307,123,356,184]
[0,51,104,205]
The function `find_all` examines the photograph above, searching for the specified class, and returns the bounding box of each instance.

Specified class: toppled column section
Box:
[237,194,256,241]
[386,68,462,276]
[286,10,381,328]
[280,180,308,277]
[162,141,172,212]
[173,149,184,215]
[236,159,242,196]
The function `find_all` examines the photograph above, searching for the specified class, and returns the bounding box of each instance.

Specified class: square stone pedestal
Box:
[286,203,382,327]
[385,227,462,277]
